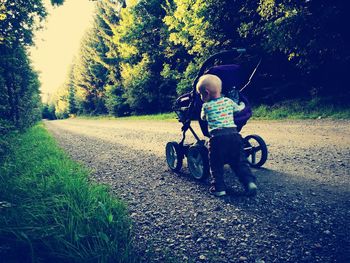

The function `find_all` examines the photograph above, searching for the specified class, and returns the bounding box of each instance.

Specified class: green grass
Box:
[252,98,350,120]
[0,124,136,262]
[118,112,177,121]
[75,98,349,122]
[77,112,177,121]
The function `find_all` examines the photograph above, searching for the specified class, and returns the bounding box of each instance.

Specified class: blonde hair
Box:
[196,74,222,97]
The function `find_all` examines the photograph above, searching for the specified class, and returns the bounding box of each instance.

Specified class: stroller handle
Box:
[192,48,263,94]
[198,50,246,76]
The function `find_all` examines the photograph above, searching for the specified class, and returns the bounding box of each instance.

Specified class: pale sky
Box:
[30,0,96,101]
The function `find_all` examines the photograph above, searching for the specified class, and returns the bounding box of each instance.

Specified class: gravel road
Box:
[45,119,350,263]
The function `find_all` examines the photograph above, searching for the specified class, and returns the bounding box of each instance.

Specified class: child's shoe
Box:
[246,182,257,196]
[209,186,226,197]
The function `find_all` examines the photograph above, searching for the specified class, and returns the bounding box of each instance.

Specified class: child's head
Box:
[196,74,222,102]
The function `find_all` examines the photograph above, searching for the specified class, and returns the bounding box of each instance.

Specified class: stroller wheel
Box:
[166,142,183,172]
[187,145,210,180]
[243,134,268,168]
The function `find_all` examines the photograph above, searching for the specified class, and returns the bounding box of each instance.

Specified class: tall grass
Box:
[0,124,136,262]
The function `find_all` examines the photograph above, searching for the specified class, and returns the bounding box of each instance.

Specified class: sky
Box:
[30,0,96,102]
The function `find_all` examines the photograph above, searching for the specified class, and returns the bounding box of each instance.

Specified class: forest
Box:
[1,0,349,125]
[44,0,349,119]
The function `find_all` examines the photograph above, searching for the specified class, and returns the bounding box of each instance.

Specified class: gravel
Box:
[45,119,350,263]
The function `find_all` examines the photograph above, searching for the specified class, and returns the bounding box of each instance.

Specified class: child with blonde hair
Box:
[196,74,257,196]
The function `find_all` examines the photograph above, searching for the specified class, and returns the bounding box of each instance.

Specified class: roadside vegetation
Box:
[253,98,350,120]
[76,112,177,121]
[0,124,136,262]
[71,98,349,122]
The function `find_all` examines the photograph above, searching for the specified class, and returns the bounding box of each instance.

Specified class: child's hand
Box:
[238,102,246,111]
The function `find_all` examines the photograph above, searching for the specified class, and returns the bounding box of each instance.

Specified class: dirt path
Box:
[45,119,350,263]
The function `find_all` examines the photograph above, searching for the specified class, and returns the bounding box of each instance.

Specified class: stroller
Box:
[165,49,268,180]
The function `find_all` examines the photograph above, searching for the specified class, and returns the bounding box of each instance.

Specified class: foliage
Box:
[105,84,130,116]
[74,26,109,114]
[0,0,46,46]
[0,124,136,262]
[50,0,348,117]
[94,0,130,116]
[53,1,126,117]
[163,0,252,94]
[0,45,41,129]
[50,83,69,119]
[116,0,177,113]
[42,103,57,120]
[51,0,65,6]
[67,64,78,115]
[240,0,350,97]
[0,119,13,163]
[253,97,350,120]
[0,0,65,142]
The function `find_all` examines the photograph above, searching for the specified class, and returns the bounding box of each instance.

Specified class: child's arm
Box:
[232,101,245,113]
[201,103,207,120]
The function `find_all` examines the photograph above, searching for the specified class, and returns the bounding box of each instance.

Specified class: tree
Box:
[0,0,46,46]
[0,45,41,129]
[239,0,350,98]
[73,25,109,114]
[42,103,56,120]
[0,0,63,134]
[163,0,252,94]
[67,64,78,114]
[94,0,130,116]
[115,0,177,113]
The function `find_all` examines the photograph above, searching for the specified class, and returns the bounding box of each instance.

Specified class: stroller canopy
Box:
[205,64,245,95]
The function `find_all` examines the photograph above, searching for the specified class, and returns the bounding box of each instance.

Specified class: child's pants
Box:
[208,128,256,190]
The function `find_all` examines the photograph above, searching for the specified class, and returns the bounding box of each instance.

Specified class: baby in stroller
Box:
[196,73,257,197]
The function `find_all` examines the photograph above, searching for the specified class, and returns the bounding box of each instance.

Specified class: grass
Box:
[252,98,350,120]
[116,112,177,121]
[0,124,136,262]
[75,98,349,122]
[77,112,177,121]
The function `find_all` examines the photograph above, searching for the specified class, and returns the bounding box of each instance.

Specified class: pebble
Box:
[239,256,248,261]
[314,243,322,248]
[199,255,207,261]
[217,235,227,242]
[324,230,331,235]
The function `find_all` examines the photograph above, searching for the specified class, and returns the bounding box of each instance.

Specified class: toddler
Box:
[196,74,257,197]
